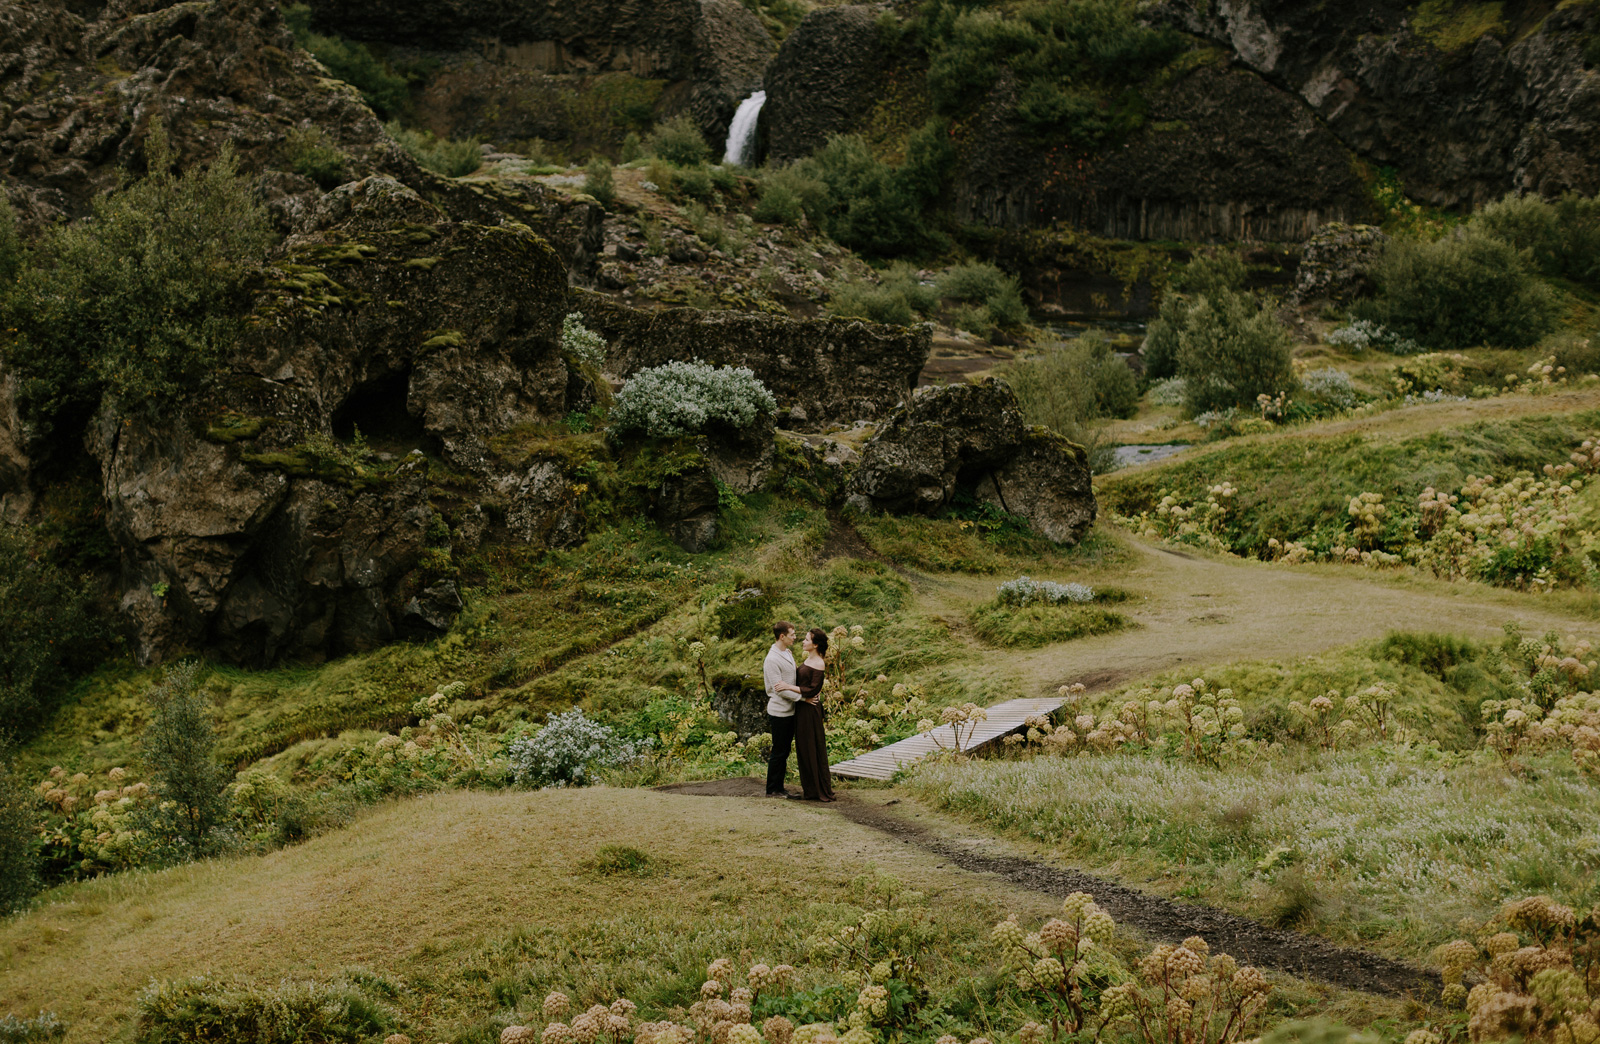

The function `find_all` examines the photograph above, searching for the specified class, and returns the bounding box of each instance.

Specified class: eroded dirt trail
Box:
[928,538,1597,695]
[661,778,1438,998]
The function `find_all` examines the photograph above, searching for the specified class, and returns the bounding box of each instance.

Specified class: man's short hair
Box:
[773,620,795,640]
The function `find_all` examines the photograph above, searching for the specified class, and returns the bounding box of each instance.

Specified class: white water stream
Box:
[722,90,766,166]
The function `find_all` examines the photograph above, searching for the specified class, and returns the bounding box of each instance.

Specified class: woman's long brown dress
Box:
[793,662,835,801]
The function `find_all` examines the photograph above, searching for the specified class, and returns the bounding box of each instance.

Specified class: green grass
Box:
[969,603,1128,649]
[908,745,1600,961]
[1099,411,1600,554]
[855,516,1131,574]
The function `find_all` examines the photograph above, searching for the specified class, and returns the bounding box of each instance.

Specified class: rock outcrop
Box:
[1294,223,1387,305]
[1153,0,1600,207]
[574,291,930,430]
[0,0,604,276]
[761,5,893,164]
[90,176,580,665]
[304,0,773,149]
[847,380,1096,545]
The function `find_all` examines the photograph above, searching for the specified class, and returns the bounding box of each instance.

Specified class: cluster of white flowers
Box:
[1298,366,1360,410]
[1482,692,1600,774]
[610,360,777,438]
[506,708,649,787]
[995,576,1094,607]
[1146,376,1187,406]
[560,313,608,369]
[1326,319,1422,355]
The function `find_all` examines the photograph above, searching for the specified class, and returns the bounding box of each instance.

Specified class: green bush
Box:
[0,525,105,740]
[0,195,20,285]
[610,360,777,438]
[1552,328,1600,377]
[1356,230,1560,350]
[1470,191,1600,284]
[970,601,1126,648]
[828,263,937,325]
[584,157,616,206]
[1143,252,1249,380]
[787,126,952,257]
[647,115,710,167]
[672,163,715,201]
[753,182,804,224]
[998,332,1132,470]
[136,974,396,1044]
[936,262,1028,326]
[0,122,273,447]
[922,0,1185,145]
[282,126,347,190]
[386,121,482,177]
[1172,291,1295,414]
[284,5,410,118]
[141,663,229,858]
[0,751,38,916]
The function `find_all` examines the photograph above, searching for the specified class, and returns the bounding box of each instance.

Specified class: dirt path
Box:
[928,537,1596,696]
[660,778,1438,998]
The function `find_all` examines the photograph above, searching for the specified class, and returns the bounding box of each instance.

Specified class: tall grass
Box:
[910,748,1600,957]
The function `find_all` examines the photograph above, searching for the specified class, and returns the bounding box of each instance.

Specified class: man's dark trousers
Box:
[766,713,797,794]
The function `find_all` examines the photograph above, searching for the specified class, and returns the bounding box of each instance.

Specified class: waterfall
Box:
[722,90,766,166]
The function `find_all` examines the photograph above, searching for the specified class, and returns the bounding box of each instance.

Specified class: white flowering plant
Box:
[1326,319,1422,356]
[610,360,777,439]
[507,708,651,787]
[561,313,607,370]
[995,577,1094,607]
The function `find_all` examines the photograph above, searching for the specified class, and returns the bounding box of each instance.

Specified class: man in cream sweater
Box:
[763,620,800,797]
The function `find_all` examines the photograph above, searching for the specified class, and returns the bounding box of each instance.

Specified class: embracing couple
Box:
[762,621,836,802]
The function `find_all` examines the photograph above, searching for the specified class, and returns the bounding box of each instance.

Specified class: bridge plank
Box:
[829,696,1062,780]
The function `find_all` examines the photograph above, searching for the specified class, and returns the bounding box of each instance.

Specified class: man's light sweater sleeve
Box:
[764,651,796,706]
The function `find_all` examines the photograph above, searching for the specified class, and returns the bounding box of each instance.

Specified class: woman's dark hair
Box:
[808,627,828,655]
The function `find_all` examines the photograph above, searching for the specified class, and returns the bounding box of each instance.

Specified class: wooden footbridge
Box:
[829,695,1065,781]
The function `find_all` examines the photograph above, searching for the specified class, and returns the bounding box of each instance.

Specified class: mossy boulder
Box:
[848,379,1096,545]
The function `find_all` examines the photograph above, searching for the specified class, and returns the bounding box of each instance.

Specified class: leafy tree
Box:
[789,124,953,257]
[1175,291,1295,414]
[283,4,411,118]
[0,524,106,739]
[0,120,273,455]
[1143,251,1249,380]
[141,663,228,857]
[1357,230,1560,350]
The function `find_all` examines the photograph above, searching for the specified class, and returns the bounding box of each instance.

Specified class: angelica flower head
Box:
[544,991,572,1019]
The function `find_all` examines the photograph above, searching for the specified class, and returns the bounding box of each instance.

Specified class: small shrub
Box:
[135,973,396,1044]
[1297,368,1360,412]
[646,115,709,167]
[1324,319,1422,355]
[1174,291,1296,414]
[999,334,1130,470]
[828,281,914,325]
[1147,376,1186,406]
[971,602,1126,648]
[937,262,1028,326]
[753,182,803,224]
[0,1012,64,1044]
[506,709,648,787]
[620,131,644,162]
[0,753,39,916]
[282,126,347,190]
[610,360,776,438]
[787,128,951,257]
[996,575,1094,605]
[584,158,615,206]
[1172,250,1247,296]
[1357,230,1560,350]
[1551,330,1600,377]
[141,662,229,857]
[386,121,482,177]
[583,844,659,876]
[559,313,607,369]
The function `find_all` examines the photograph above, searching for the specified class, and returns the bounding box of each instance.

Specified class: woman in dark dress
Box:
[793,627,836,802]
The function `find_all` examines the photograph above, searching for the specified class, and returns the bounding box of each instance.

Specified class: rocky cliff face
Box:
[1153,0,1600,208]
[761,5,892,164]
[303,0,773,150]
[574,290,930,429]
[0,0,604,272]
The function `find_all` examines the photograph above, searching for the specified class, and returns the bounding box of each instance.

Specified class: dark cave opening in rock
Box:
[331,371,440,455]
